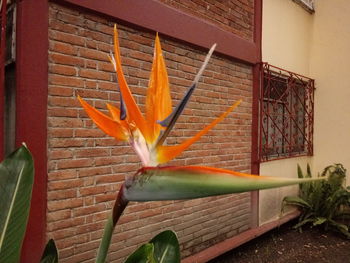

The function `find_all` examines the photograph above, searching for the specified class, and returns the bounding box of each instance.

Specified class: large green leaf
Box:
[282,196,312,209]
[124,231,180,263]
[150,230,180,263]
[0,145,34,262]
[124,166,324,201]
[125,243,156,263]
[40,239,58,263]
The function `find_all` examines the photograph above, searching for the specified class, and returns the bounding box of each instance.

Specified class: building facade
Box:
[2,0,348,262]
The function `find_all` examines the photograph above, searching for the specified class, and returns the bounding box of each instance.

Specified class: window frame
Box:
[259,63,315,162]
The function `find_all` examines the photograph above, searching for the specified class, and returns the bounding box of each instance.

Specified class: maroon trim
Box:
[16,0,48,262]
[183,210,300,263]
[250,0,263,228]
[54,0,258,64]
[0,0,6,159]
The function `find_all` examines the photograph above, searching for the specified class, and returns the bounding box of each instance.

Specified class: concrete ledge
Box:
[182,210,300,263]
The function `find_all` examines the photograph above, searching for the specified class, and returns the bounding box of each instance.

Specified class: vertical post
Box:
[250,0,262,228]
[16,0,48,262]
[0,0,6,159]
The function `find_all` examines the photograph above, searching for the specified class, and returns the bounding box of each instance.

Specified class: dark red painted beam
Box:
[16,0,48,262]
[0,0,6,159]
[250,0,263,228]
[55,0,259,64]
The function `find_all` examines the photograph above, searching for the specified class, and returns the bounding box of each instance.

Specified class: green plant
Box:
[40,239,59,263]
[0,145,34,262]
[0,145,59,262]
[282,164,350,238]
[125,230,180,263]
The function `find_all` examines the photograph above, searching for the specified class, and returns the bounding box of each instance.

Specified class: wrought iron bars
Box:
[259,63,314,162]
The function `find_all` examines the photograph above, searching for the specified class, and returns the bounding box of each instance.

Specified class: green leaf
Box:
[282,196,312,209]
[306,163,312,178]
[124,166,324,201]
[125,243,156,263]
[293,218,314,229]
[0,145,34,262]
[150,230,180,263]
[297,164,304,179]
[40,239,58,263]
[328,220,350,238]
[313,217,327,226]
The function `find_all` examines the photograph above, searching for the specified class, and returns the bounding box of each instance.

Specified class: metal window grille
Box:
[259,63,314,162]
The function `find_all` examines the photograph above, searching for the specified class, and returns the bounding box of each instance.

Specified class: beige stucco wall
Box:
[309,0,350,185]
[262,0,313,76]
[260,0,314,224]
[260,0,350,225]
[259,157,311,224]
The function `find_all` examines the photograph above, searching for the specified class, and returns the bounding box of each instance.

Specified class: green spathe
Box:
[124,166,324,201]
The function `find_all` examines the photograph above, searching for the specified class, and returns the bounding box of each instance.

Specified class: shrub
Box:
[282,164,350,238]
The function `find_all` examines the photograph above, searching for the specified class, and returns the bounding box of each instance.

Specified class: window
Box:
[259,63,314,162]
[3,2,16,156]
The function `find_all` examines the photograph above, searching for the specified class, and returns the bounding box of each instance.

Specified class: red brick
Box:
[73,204,106,217]
[49,53,85,66]
[74,129,105,138]
[56,158,94,169]
[48,179,83,191]
[48,198,83,211]
[49,169,77,180]
[47,210,72,224]
[49,75,84,87]
[48,96,79,107]
[79,68,110,81]
[49,30,85,46]
[48,108,78,118]
[50,64,77,76]
[48,189,77,200]
[49,86,74,97]
[49,138,85,148]
[48,128,74,138]
[79,185,109,196]
[74,148,109,158]
[78,166,112,177]
[95,193,117,203]
[50,41,78,55]
[48,117,83,128]
[79,47,107,61]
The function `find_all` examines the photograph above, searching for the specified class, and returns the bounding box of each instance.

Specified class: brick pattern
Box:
[47,3,253,262]
[159,0,254,41]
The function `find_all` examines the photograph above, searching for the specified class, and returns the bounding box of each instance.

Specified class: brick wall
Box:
[47,2,253,262]
[159,0,254,41]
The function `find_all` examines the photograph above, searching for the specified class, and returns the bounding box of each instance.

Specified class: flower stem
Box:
[96,184,129,263]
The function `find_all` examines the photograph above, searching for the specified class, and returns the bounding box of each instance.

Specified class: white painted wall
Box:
[309,0,350,185]
[260,0,314,224]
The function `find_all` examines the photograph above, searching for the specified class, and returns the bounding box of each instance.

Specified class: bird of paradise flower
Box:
[78,26,322,262]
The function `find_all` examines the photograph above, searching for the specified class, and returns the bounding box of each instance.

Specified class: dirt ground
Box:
[209,219,350,263]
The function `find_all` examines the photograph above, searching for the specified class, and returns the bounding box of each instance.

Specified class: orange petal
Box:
[157,100,242,164]
[106,103,121,121]
[113,25,149,140]
[145,33,172,143]
[158,165,260,179]
[78,96,128,141]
